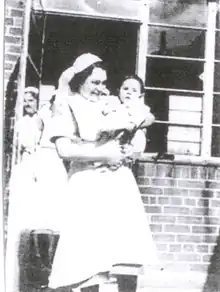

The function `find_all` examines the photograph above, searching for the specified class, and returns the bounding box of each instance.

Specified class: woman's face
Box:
[79,67,107,100]
[23,92,38,115]
[119,79,142,103]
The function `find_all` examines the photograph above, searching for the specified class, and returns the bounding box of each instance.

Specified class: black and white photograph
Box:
[2,1,220,292]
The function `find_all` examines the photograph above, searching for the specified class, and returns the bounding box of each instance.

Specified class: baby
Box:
[97,75,155,150]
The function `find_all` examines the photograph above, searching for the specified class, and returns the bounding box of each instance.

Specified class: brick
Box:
[141,196,157,205]
[156,243,168,252]
[164,224,190,233]
[164,206,189,215]
[208,181,220,189]
[169,244,182,252]
[14,17,23,27]
[151,215,176,223]
[137,177,150,185]
[6,0,25,7]
[145,206,161,213]
[159,253,174,261]
[155,164,172,178]
[211,199,220,208]
[5,17,13,25]
[176,253,201,262]
[197,198,209,207]
[183,244,195,252]
[9,27,23,36]
[215,191,220,198]
[4,62,13,70]
[177,215,203,224]
[164,188,188,196]
[178,180,204,189]
[190,166,201,179]
[190,207,206,216]
[4,36,21,44]
[169,165,182,178]
[11,9,24,17]
[207,166,217,180]
[7,45,21,54]
[188,189,210,197]
[200,189,214,198]
[216,168,220,180]
[191,166,207,180]
[150,224,162,232]
[153,234,175,242]
[184,198,196,206]
[197,245,209,253]
[177,234,203,243]
[203,254,212,262]
[152,178,177,187]
[5,54,19,62]
[190,263,208,272]
[208,244,216,254]
[137,163,156,177]
[204,235,218,243]
[181,166,191,179]
[170,197,182,205]
[208,217,220,225]
[158,196,169,205]
[139,187,163,195]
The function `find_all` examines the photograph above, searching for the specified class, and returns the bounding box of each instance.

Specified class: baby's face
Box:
[119,79,142,103]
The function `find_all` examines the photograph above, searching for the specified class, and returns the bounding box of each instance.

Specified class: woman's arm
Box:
[55,137,126,164]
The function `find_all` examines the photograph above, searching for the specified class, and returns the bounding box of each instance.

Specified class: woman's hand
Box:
[102,141,135,165]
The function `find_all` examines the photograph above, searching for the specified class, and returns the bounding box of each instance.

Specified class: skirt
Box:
[49,166,158,289]
[5,148,67,292]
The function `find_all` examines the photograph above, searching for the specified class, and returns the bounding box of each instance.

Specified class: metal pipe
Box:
[146,54,205,63]
[201,1,217,157]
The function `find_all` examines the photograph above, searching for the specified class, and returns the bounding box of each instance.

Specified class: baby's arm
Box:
[127,103,155,129]
[131,129,147,153]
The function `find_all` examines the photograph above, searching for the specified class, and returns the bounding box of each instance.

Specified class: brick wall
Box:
[137,161,220,274]
[4,0,24,86]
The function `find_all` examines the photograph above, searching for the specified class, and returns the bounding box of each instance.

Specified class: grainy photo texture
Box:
[3,1,220,292]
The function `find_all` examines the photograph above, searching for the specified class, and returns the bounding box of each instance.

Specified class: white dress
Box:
[48,94,158,289]
[5,109,67,292]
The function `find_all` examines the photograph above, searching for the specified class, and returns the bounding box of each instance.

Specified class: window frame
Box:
[141,0,220,165]
[13,0,220,166]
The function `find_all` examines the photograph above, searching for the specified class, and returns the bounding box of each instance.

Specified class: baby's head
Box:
[119,75,145,104]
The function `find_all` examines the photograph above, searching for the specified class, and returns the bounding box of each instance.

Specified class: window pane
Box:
[146,57,204,91]
[214,63,220,93]
[32,0,142,20]
[150,0,207,27]
[216,31,220,61]
[212,94,220,125]
[212,126,220,157]
[148,26,205,58]
[145,89,202,155]
[216,8,219,29]
[212,94,220,157]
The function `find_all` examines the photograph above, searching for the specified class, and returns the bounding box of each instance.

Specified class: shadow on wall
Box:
[4,58,20,184]
[203,233,220,292]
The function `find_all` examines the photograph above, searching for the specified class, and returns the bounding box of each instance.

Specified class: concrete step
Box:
[138,269,206,292]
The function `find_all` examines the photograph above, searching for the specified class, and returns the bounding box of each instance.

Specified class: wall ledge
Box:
[138,153,220,167]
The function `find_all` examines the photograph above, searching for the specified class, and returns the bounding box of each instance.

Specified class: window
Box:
[9,0,220,168]
[144,0,220,160]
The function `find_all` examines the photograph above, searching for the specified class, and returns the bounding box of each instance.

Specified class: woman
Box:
[6,87,67,292]
[6,86,43,292]
[48,53,158,292]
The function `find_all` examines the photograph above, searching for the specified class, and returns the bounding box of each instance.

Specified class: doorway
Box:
[26,14,139,96]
